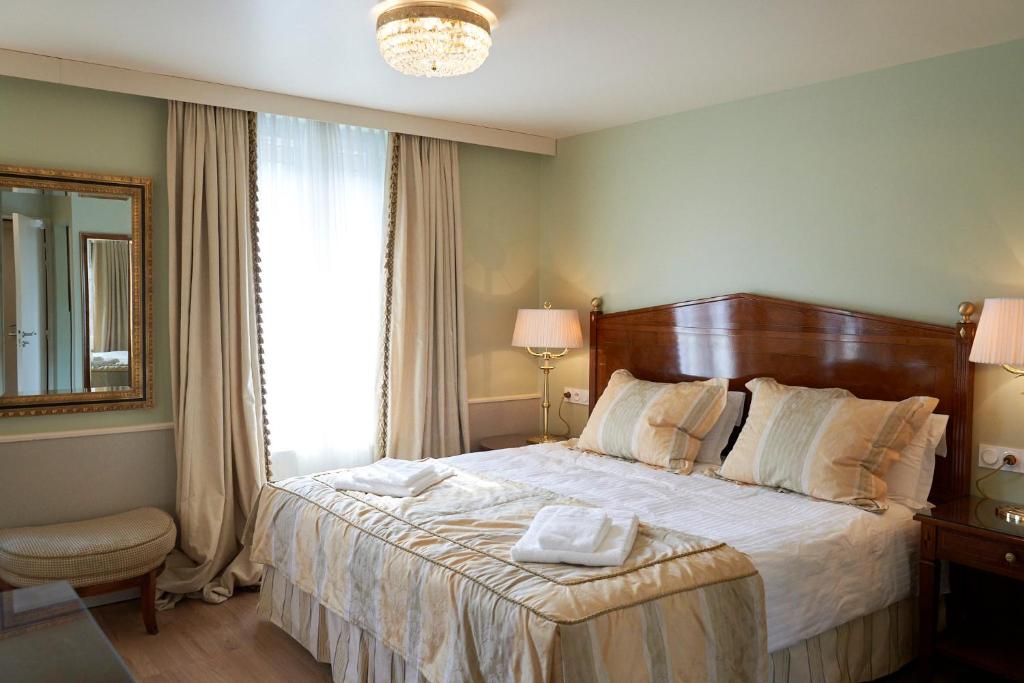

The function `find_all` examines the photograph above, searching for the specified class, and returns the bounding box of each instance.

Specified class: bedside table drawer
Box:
[937,528,1024,580]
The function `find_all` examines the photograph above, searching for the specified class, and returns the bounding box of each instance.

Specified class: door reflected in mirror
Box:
[1,188,133,397]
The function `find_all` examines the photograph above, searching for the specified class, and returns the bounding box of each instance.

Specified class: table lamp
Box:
[970,298,1024,379]
[968,298,1024,524]
[512,302,583,443]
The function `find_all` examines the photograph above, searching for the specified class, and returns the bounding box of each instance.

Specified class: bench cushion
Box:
[0,507,176,588]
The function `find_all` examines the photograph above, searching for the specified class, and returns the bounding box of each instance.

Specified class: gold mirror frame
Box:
[0,164,153,416]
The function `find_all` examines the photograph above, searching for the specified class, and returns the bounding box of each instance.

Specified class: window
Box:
[257,114,388,478]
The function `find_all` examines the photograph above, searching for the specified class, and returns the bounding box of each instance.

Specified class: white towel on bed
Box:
[331,460,451,497]
[532,505,610,553]
[350,458,438,488]
[511,508,639,567]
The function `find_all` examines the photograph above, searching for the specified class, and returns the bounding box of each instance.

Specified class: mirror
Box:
[0,165,151,416]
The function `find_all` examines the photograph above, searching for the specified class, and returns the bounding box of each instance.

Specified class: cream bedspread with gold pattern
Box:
[247,466,767,682]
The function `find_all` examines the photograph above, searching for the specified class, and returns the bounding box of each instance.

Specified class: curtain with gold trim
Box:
[161,101,266,605]
[379,133,470,460]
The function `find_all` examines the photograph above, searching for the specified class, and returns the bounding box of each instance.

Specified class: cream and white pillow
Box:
[578,370,729,474]
[885,414,949,510]
[718,378,938,510]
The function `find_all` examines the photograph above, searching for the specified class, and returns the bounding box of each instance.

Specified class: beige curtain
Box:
[380,134,470,460]
[90,239,130,352]
[162,101,266,605]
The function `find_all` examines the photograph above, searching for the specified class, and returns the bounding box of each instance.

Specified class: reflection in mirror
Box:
[0,188,133,397]
[84,235,132,391]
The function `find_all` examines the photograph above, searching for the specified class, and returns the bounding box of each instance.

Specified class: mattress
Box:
[447,442,919,653]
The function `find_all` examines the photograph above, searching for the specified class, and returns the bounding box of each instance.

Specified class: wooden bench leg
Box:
[140,567,159,635]
[3,566,164,635]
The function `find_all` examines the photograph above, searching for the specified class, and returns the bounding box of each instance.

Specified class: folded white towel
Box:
[331,462,451,498]
[533,505,610,553]
[511,509,639,567]
[350,458,438,488]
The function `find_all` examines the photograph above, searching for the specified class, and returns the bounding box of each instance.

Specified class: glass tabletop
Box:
[0,582,135,682]
[916,496,1024,540]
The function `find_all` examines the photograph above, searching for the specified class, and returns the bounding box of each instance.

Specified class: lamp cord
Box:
[555,392,572,438]
[975,456,1014,501]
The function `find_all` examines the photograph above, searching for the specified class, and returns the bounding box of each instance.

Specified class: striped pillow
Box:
[718,378,939,510]
[578,370,729,473]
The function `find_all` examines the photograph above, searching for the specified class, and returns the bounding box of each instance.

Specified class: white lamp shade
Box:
[512,308,583,349]
[970,298,1024,366]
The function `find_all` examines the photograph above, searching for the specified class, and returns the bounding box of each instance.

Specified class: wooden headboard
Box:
[588,293,976,503]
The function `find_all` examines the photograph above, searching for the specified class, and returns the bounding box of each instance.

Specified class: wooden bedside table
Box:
[915,496,1024,681]
[476,434,536,451]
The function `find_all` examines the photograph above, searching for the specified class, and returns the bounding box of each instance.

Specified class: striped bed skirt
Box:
[257,566,915,683]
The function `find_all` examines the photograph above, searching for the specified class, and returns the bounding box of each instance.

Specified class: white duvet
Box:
[446,442,918,653]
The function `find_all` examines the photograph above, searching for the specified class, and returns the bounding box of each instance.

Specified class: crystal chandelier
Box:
[376,2,493,78]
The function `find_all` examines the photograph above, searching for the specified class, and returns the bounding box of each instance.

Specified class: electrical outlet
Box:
[978,444,1024,474]
[564,387,589,405]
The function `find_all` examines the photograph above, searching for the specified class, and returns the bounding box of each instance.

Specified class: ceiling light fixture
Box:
[375,1,494,78]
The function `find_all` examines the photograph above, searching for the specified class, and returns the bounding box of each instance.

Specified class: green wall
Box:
[460,143,543,399]
[0,78,543,437]
[539,40,1024,501]
[0,78,541,525]
[4,40,1023,504]
[0,76,170,434]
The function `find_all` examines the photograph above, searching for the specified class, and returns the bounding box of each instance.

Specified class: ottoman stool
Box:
[0,507,176,634]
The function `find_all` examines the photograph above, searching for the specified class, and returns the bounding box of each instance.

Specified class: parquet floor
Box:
[92,591,331,682]
[94,592,1002,682]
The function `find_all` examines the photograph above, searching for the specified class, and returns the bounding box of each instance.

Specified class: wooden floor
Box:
[92,591,331,682]
[93,593,1004,683]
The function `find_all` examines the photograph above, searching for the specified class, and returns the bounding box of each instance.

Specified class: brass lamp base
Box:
[527,434,563,445]
[997,504,1024,526]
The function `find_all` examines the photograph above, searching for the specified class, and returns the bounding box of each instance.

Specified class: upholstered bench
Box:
[0,507,176,634]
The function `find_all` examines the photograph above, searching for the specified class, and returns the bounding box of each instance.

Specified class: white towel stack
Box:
[330,458,451,497]
[511,505,639,567]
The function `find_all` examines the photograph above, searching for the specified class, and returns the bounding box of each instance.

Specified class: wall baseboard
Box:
[466,394,541,450]
[82,587,140,609]
[0,426,176,528]
[0,422,173,444]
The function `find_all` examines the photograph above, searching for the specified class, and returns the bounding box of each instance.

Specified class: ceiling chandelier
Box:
[375,2,494,78]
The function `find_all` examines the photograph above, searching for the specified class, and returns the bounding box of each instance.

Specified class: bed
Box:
[89,350,131,389]
[248,293,975,683]
[90,350,129,370]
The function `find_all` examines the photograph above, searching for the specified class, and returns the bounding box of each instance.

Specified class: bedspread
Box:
[246,467,767,683]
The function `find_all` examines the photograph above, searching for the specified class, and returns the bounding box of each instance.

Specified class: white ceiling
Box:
[2,0,1023,139]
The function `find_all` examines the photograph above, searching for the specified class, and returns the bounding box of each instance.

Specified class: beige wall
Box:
[0,428,175,527]
[538,40,1024,502]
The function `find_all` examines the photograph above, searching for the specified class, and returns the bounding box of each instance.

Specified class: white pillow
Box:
[696,391,746,464]
[885,414,948,510]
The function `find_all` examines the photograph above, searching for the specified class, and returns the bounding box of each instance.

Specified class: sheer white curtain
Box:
[257,114,387,478]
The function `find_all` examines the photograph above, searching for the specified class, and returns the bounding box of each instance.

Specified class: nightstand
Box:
[915,496,1024,682]
[476,433,535,452]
